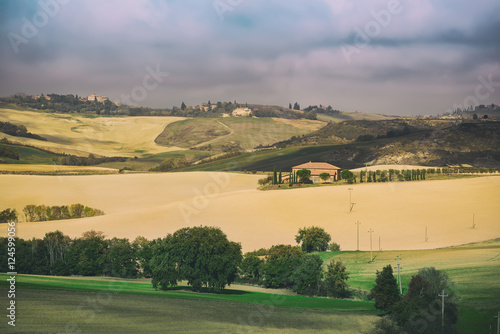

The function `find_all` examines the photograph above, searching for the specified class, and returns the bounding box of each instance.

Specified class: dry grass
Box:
[1,172,498,254]
[0,108,185,157]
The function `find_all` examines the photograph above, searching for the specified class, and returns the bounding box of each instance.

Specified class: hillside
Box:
[155,117,324,152]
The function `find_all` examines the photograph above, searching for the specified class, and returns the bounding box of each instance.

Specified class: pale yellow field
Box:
[0,108,185,157]
[0,164,118,173]
[1,172,499,253]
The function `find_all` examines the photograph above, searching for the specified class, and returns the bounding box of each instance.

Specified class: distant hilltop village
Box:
[30,93,109,104]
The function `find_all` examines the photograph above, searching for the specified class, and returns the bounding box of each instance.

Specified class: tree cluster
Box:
[369,266,459,334]
[239,244,350,298]
[0,209,18,224]
[0,121,46,141]
[59,153,126,166]
[0,230,144,277]
[150,157,191,172]
[150,226,242,291]
[0,146,19,160]
[22,204,104,222]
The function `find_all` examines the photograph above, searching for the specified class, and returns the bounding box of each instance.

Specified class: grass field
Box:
[316,111,397,123]
[0,274,378,333]
[0,108,185,157]
[155,117,324,152]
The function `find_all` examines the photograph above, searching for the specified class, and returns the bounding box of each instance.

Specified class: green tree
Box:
[151,226,242,291]
[279,170,282,184]
[106,237,138,278]
[293,102,300,110]
[74,230,108,276]
[262,244,303,289]
[319,172,331,183]
[239,253,264,282]
[43,230,71,275]
[371,265,401,312]
[290,254,323,295]
[181,101,186,110]
[295,226,331,253]
[0,208,18,224]
[273,165,278,185]
[341,170,355,184]
[323,259,350,298]
[296,168,311,182]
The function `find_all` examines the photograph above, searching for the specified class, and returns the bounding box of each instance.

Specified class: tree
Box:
[43,230,71,275]
[290,254,323,295]
[273,165,278,185]
[293,102,300,110]
[239,253,264,282]
[390,268,459,333]
[289,103,292,109]
[371,265,401,312]
[341,170,355,184]
[323,259,350,298]
[295,226,331,253]
[262,244,303,289]
[73,230,108,276]
[0,209,18,224]
[296,168,311,182]
[181,101,186,110]
[151,226,242,291]
[279,170,282,184]
[106,237,138,278]
[319,172,331,183]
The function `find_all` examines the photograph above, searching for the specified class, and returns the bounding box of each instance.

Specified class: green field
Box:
[0,143,59,164]
[0,274,378,333]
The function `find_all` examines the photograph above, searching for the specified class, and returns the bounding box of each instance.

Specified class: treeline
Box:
[59,153,126,166]
[22,204,104,222]
[0,146,19,160]
[0,231,145,277]
[0,121,46,141]
[357,167,497,183]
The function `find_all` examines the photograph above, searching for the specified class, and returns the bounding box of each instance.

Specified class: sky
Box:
[0,0,499,116]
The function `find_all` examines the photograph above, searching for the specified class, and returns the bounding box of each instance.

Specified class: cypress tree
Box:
[273,165,278,185]
[371,265,401,312]
[279,170,282,184]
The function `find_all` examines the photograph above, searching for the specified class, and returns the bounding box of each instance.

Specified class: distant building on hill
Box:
[287,161,341,183]
[87,93,109,103]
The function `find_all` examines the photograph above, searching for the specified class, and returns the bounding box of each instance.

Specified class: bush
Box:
[328,242,341,251]
[258,175,272,185]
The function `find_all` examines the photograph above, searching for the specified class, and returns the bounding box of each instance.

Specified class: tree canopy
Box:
[151,226,242,291]
[371,265,401,312]
[295,226,331,253]
[296,168,311,182]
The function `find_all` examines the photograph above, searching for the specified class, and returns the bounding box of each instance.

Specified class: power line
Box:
[355,221,361,251]
[395,255,402,295]
[368,228,374,262]
[495,311,500,334]
[438,289,448,328]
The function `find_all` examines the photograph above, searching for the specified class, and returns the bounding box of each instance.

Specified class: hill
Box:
[182,120,500,170]
[155,117,324,152]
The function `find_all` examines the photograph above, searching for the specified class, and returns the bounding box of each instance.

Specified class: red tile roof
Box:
[292,162,341,170]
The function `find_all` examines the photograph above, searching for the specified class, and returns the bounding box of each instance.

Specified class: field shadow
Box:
[162,285,251,295]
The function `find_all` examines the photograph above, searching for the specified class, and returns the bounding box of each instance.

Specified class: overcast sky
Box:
[1,0,499,115]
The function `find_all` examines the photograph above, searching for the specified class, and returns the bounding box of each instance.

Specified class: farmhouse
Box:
[290,162,341,183]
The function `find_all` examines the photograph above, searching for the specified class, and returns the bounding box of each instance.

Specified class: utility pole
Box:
[438,289,448,329]
[425,226,429,242]
[472,213,476,229]
[355,221,361,251]
[395,255,402,295]
[379,236,381,251]
[495,311,500,334]
[348,188,355,212]
[368,228,374,262]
